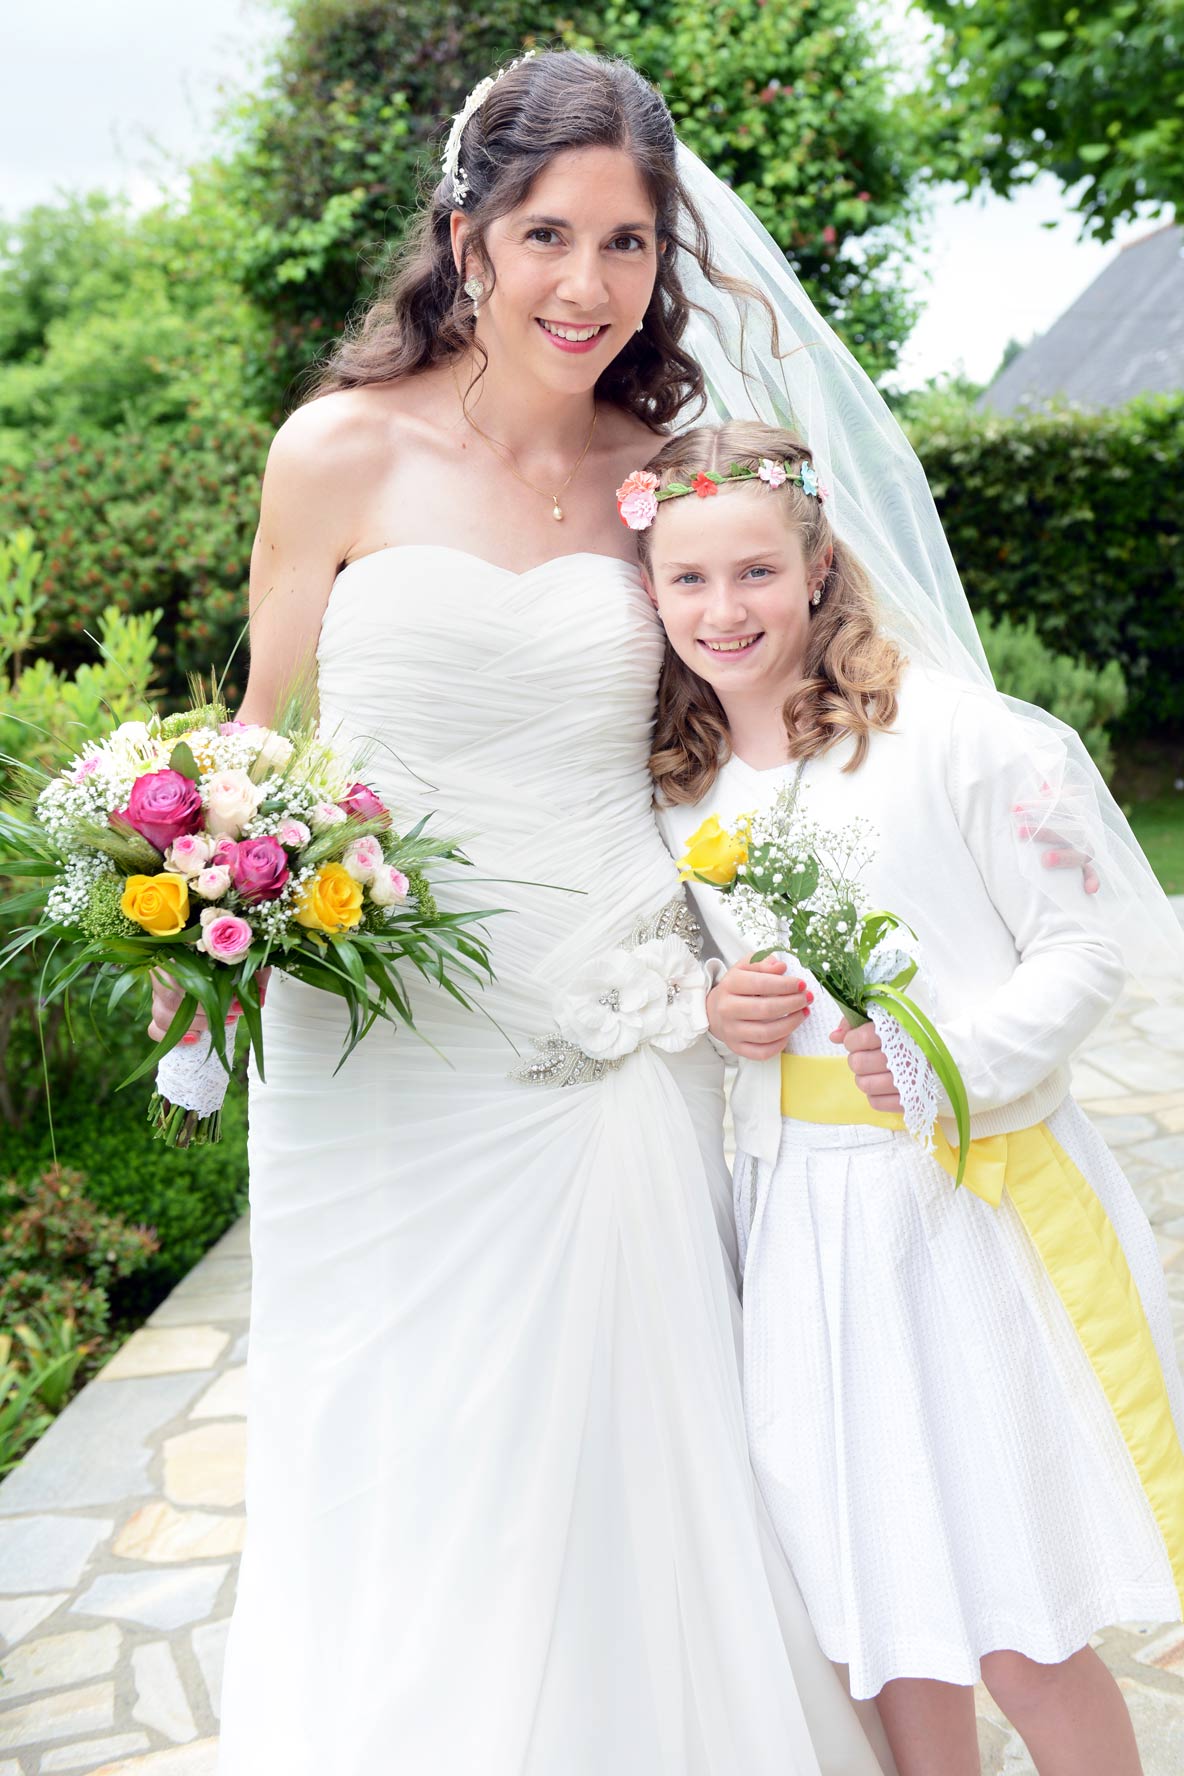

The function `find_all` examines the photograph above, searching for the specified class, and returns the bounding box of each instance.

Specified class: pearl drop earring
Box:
[811,585,824,607]
[463,275,485,316]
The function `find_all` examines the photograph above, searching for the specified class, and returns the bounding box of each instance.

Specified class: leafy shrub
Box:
[975,609,1128,781]
[0,421,267,704]
[908,394,1184,739]
[0,1164,159,1348]
[0,1165,164,1474]
[1,1071,248,1316]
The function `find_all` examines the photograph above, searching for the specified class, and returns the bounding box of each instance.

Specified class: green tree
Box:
[919,0,1183,238]
[219,0,933,407]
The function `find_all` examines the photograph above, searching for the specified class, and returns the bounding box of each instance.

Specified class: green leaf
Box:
[1077,143,1111,163]
[168,741,201,780]
[864,984,971,1186]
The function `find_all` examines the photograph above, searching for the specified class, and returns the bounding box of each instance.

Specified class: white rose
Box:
[193,864,232,900]
[255,729,295,771]
[342,835,384,884]
[633,936,709,1053]
[203,770,263,837]
[309,801,347,834]
[555,949,671,1063]
[368,864,409,908]
[163,833,215,877]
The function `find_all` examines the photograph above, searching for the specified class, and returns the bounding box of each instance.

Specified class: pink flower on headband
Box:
[615,469,659,532]
[758,458,788,488]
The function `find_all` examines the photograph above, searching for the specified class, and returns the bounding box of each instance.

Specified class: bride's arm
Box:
[236,398,370,728]
[148,396,373,1040]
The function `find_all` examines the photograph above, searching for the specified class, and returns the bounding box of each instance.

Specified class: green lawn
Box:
[1126,794,1184,896]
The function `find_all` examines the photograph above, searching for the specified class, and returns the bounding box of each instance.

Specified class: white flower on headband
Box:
[441,51,538,207]
[758,458,788,487]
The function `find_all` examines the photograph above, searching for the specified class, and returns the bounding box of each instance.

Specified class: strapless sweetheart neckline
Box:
[333,541,643,587]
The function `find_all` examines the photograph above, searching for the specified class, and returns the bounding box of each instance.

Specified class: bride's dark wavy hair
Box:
[308,49,767,427]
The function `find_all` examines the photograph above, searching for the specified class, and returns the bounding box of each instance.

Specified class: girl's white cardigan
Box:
[658,663,1124,1166]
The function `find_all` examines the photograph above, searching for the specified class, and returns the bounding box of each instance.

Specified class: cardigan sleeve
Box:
[931,686,1125,1114]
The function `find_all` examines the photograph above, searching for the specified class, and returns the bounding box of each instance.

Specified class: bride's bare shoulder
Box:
[267,383,413,477]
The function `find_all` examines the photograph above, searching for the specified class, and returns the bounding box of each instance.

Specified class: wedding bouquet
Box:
[1,691,497,1146]
[679,780,970,1183]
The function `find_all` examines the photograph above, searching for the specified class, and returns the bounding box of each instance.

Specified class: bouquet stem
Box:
[148,1093,224,1149]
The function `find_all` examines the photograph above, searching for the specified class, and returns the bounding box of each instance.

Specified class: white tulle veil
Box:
[673,140,1184,996]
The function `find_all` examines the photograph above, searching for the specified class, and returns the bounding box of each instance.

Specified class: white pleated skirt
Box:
[736,1096,1184,1700]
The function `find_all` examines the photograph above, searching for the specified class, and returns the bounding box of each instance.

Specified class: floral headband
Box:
[442,51,537,207]
[615,457,829,532]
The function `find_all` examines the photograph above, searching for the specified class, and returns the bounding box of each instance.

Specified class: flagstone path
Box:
[3,934,1184,1774]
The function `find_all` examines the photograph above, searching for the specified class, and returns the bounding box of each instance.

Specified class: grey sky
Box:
[0,1,1163,387]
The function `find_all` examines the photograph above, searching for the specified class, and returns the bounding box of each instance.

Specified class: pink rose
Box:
[163,833,214,877]
[230,835,290,902]
[194,864,232,900]
[342,835,384,884]
[309,802,347,834]
[276,819,311,850]
[120,769,203,854]
[338,782,391,827]
[219,721,254,736]
[369,865,410,908]
[197,908,254,963]
[70,754,100,786]
[618,487,658,531]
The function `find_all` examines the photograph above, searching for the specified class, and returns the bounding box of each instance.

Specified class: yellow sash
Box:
[779,1053,1184,1608]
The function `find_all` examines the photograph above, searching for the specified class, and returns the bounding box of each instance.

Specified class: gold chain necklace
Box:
[452,364,598,521]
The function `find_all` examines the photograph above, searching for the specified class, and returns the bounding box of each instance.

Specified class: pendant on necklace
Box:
[552,502,564,521]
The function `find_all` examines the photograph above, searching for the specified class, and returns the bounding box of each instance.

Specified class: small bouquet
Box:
[679,780,970,1183]
[1,690,498,1146]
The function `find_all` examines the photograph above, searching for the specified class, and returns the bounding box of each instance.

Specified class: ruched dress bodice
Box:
[315,544,683,1050]
[217,547,894,1776]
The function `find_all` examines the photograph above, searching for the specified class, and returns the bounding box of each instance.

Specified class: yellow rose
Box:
[293,861,364,934]
[121,872,191,936]
[677,814,749,887]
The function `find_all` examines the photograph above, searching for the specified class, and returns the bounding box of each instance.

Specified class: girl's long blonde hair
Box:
[641,420,904,805]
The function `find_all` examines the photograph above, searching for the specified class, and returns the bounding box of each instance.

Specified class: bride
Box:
[152,47,896,1776]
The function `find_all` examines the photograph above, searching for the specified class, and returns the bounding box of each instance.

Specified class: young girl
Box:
[627,418,1184,1776]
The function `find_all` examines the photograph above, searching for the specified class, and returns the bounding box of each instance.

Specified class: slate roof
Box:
[979,221,1184,414]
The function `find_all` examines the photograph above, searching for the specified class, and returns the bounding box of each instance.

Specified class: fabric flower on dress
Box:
[632,934,709,1053]
[555,948,673,1062]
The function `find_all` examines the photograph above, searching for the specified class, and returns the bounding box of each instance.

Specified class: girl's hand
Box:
[707,956,812,1060]
[830,1017,903,1113]
[148,969,270,1045]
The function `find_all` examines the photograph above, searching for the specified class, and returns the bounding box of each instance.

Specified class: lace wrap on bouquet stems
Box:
[514,896,708,1087]
[150,1020,239,1147]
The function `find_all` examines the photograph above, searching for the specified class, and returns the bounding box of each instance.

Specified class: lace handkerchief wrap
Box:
[515,896,709,1087]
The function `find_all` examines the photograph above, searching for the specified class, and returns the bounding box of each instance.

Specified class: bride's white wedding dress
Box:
[217,545,892,1775]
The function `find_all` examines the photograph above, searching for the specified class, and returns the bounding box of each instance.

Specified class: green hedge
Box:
[3,1051,248,1322]
[907,394,1184,738]
[0,418,268,705]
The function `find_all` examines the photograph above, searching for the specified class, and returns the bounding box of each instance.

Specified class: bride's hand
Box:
[148,971,207,1045]
[707,956,811,1060]
[149,969,272,1044]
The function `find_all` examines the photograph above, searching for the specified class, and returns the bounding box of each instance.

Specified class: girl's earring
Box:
[463,275,485,316]
[810,585,824,607]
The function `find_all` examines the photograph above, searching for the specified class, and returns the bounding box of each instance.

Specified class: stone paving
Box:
[2,969,1184,1774]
